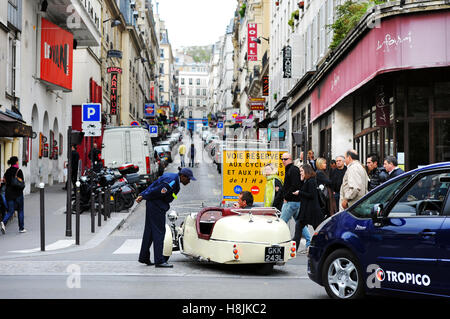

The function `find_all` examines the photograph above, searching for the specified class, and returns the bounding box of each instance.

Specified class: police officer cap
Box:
[179,167,196,180]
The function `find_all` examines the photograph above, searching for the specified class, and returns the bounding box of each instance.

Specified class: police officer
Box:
[136,168,196,268]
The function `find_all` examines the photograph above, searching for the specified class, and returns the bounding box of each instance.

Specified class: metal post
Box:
[75,181,81,245]
[39,183,45,252]
[98,191,102,227]
[66,126,72,237]
[103,191,107,221]
[105,188,111,219]
[91,191,95,233]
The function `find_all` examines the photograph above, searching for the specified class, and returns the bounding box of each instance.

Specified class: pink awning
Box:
[311,11,450,121]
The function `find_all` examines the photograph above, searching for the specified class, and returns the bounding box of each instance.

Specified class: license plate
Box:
[264,246,284,262]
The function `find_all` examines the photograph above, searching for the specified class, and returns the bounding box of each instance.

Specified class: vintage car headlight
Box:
[168,210,178,222]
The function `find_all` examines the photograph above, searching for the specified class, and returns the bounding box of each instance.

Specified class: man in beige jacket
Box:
[340,149,369,211]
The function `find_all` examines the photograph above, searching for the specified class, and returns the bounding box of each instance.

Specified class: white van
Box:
[102,126,159,184]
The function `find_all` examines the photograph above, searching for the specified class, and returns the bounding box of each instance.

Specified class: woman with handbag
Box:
[315,157,337,217]
[0,156,26,234]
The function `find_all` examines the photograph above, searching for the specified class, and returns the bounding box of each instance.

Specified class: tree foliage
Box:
[328,0,386,50]
[182,46,212,63]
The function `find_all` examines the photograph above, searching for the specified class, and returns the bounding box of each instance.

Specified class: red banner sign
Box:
[40,18,73,91]
[247,23,257,61]
[110,73,118,115]
[262,76,269,96]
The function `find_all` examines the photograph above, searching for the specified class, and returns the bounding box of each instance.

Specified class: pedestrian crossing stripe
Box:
[112,239,181,255]
[9,240,75,253]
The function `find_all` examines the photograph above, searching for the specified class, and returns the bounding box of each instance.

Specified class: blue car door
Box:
[436,195,450,296]
[367,171,450,296]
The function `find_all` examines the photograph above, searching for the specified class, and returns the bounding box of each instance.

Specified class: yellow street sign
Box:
[222,149,287,203]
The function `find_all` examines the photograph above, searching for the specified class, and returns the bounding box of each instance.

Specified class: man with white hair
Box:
[340,150,369,211]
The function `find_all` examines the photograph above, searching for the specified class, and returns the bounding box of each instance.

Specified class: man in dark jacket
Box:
[367,153,388,191]
[280,153,302,223]
[88,143,102,172]
[330,156,347,209]
[384,155,405,180]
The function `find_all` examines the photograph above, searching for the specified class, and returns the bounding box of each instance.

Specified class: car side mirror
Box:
[371,203,384,226]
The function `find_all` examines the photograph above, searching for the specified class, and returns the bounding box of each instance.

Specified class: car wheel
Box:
[322,249,364,299]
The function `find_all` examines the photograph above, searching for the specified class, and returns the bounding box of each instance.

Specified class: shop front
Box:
[310,9,450,171]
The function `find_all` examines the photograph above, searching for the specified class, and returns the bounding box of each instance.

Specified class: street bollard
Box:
[105,188,111,219]
[75,181,81,245]
[39,183,45,252]
[98,191,102,227]
[90,191,95,233]
[103,190,107,221]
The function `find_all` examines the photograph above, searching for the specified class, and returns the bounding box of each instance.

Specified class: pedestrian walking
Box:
[1,156,26,234]
[188,143,195,167]
[315,157,337,217]
[279,153,302,223]
[330,156,347,210]
[292,164,324,250]
[384,155,405,180]
[262,164,283,211]
[367,153,388,191]
[339,150,369,211]
[178,143,186,167]
[136,167,196,267]
[88,143,102,172]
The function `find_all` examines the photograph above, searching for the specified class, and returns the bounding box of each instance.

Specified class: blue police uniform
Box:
[138,172,180,265]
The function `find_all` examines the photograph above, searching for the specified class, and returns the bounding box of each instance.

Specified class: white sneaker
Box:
[0,222,5,234]
[19,229,27,233]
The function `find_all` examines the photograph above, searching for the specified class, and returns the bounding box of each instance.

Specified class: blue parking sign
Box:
[149,125,158,137]
[82,103,101,122]
[217,121,224,128]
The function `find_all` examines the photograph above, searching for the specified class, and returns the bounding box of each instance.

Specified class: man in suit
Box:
[384,155,405,180]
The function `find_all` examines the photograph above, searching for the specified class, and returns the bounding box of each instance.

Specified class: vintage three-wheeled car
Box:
[162,206,297,274]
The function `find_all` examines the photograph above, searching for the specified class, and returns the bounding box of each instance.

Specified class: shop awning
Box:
[0,111,32,137]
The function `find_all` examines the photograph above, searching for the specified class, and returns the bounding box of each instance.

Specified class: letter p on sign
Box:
[82,103,101,122]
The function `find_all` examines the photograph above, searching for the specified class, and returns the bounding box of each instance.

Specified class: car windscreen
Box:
[350,176,410,218]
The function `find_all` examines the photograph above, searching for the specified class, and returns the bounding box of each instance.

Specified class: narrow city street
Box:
[0,134,326,299]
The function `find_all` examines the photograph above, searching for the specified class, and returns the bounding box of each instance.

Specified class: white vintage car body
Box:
[163,207,296,268]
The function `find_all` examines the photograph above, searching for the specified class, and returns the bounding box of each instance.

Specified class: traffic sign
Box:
[144,103,155,118]
[217,121,224,129]
[149,125,158,137]
[82,122,101,131]
[130,121,139,126]
[83,129,102,137]
[82,103,101,122]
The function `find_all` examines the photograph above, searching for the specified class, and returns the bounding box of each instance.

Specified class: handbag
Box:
[10,168,25,190]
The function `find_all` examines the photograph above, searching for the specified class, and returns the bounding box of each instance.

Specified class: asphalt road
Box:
[0,132,328,300]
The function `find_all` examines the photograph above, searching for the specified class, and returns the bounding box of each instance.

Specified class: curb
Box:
[0,203,140,260]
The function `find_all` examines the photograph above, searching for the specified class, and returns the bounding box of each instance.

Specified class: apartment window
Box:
[202,89,206,96]
[6,36,17,96]
[160,63,164,74]
[188,99,193,107]
[181,78,185,85]
[196,88,200,96]
[189,78,193,85]
[197,99,200,107]
[196,78,200,85]
[160,49,164,58]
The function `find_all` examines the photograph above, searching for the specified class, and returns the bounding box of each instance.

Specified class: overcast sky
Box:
[156,0,237,50]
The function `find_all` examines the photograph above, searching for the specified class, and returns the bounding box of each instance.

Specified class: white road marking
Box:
[113,239,181,255]
[9,240,75,253]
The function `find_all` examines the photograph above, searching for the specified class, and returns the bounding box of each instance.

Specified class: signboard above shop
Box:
[39,17,74,91]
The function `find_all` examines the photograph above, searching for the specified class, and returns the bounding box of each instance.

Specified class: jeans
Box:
[280,201,300,223]
[293,221,312,249]
[3,196,24,231]
[180,155,185,167]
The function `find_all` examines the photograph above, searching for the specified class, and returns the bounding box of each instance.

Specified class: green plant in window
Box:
[288,18,295,30]
[327,0,387,50]
[239,2,247,18]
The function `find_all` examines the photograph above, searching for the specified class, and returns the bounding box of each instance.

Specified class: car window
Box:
[388,172,450,218]
[350,177,410,218]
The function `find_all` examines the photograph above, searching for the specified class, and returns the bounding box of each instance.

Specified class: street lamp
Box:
[255,37,269,44]
[103,18,122,28]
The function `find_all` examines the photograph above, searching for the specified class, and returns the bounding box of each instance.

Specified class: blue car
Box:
[308,162,450,299]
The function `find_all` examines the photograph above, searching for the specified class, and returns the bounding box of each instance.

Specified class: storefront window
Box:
[434,81,450,112]
[435,119,450,163]
[407,86,430,117]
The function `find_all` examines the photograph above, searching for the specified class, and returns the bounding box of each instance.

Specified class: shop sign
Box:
[262,76,269,96]
[40,18,73,91]
[110,73,118,115]
[376,88,390,127]
[107,67,122,74]
[247,23,258,61]
[282,45,292,78]
[249,97,265,111]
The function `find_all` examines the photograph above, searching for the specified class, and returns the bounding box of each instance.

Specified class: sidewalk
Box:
[0,183,135,259]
